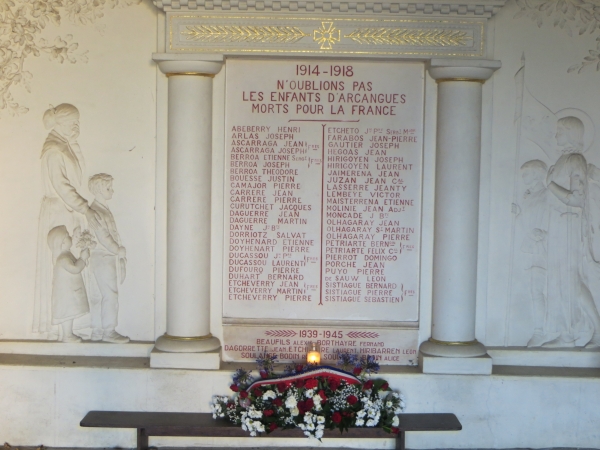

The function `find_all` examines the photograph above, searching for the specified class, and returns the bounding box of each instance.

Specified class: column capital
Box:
[427,59,501,83]
[153,53,224,77]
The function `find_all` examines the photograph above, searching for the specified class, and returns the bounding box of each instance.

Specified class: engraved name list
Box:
[223,59,424,364]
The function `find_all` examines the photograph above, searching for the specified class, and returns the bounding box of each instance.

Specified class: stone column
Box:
[151,54,223,369]
[420,59,501,374]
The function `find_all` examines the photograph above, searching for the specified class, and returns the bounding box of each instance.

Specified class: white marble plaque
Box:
[223,325,419,366]
[224,58,424,323]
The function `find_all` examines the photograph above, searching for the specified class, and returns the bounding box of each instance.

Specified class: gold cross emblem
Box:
[313,22,341,50]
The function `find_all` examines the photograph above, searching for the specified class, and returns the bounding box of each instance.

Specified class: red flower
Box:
[240,391,249,399]
[253,388,262,397]
[347,395,358,405]
[363,380,374,390]
[260,370,268,379]
[353,367,362,376]
[318,389,327,401]
[381,382,389,391]
[305,378,318,389]
[263,409,274,417]
[269,423,278,432]
[277,382,288,393]
[332,412,342,423]
[272,398,283,407]
[297,398,314,414]
[295,379,305,389]
[327,378,340,391]
[391,427,400,434]
[230,384,239,392]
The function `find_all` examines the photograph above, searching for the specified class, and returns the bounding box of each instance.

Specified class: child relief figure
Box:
[517,160,553,347]
[48,225,90,343]
[87,174,129,344]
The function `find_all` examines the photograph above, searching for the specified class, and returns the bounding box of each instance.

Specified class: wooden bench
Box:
[81,411,461,450]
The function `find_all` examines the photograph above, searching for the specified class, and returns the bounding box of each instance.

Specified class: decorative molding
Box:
[155,0,507,18]
[313,21,341,49]
[170,14,485,57]
[345,28,469,46]
[182,25,309,43]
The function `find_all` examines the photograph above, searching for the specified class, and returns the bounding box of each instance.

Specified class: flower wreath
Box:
[211,353,406,440]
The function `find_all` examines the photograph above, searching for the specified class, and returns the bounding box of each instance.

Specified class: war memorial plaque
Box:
[222,59,424,364]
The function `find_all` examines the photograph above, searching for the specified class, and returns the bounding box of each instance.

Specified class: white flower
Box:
[355,418,365,426]
[291,407,299,416]
[366,419,377,427]
[305,388,314,398]
[285,395,297,409]
[313,393,322,404]
[315,429,324,439]
[386,401,393,408]
[262,390,277,401]
[242,424,247,431]
[250,431,257,437]
[357,410,366,418]
[317,415,325,424]
[392,416,399,427]
[256,422,265,433]
[249,408,263,419]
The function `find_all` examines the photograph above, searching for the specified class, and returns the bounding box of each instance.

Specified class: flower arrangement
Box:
[73,227,97,250]
[210,353,406,440]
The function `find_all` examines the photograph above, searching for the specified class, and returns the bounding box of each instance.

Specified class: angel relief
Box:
[508,58,600,348]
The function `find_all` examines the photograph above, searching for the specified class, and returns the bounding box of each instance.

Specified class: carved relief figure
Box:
[47,225,90,343]
[541,116,600,348]
[509,58,600,348]
[514,160,551,347]
[33,104,101,339]
[87,173,129,344]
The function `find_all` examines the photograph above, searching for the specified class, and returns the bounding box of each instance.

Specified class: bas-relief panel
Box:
[0,1,156,342]
[486,1,600,349]
[34,106,130,343]
[507,70,600,348]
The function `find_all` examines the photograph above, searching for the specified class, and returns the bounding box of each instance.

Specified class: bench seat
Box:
[81,411,461,450]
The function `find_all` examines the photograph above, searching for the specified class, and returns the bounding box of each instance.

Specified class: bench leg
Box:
[396,431,406,450]
[137,428,149,450]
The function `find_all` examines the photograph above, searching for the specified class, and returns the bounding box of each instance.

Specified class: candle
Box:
[306,342,321,365]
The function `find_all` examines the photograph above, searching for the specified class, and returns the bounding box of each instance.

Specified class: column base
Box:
[420,338,487,357]
[419,352,492,375]
[150,348,221,370]
[154,333,221,353]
